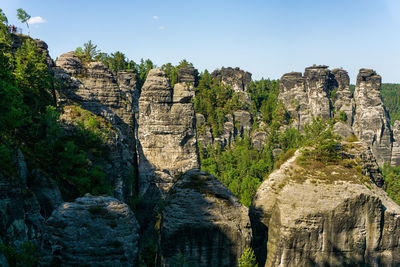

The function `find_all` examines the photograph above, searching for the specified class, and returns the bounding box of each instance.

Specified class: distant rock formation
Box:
[177,66,199,85]
[211,67,252,93]
[353,69,392,166]
[137,68,199,198]
[54,52,138,200]
[279,66,394,167]
[251,145,400,267]
[160,170,252,266]
[43,194,139,266]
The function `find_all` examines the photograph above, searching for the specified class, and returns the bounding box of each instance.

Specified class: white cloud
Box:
[158,26,165,30]
[27,16,46,25]
[153,15,159,20]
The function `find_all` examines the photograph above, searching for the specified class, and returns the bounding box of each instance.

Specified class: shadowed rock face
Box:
[137,69,199,197]
[353,69,392,166]
[178,66,199,85]
[43,194,140,266]
[251,147,400,267]
[160,170,252,267]
[54,53,138,200]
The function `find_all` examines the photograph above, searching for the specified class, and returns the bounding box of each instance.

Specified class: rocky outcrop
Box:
[353,69,392,166]
[54,53,138,200]
[233,110,253,136]
[160,170,252,266]
[178,66,198,85]
[137,69,199,197]
[331,68,354,125]
[279,72,311,130]
[303,65,332,120]
[211,67,252,93]
[251,146,400,267]
[211,67,252,105]
[391,121,400,166]
[43,194,140,266]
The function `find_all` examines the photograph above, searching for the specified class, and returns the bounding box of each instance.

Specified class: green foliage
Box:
[200,136,272,207]
[248,79,280,124]
[161,59,194,87]
[75,40,99,63]
[338,110,347,122]
[16,8,30,34]
[238,247,258,267]
[193,70,246,136]
[380,83,400,124]
[0,13,111,200]
[302,117,341,162]
[381,162,400,205]
[0,241,39,267]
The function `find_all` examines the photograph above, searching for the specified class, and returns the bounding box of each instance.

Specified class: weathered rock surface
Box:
[353,69,392,166]
[279,72,311,130]
[251,131,269,151]
[178,66,199,85]
[331,68,354,125]
[333,121,354,139]
[54,53,138,200]
[43,194,140,266]
[160,170,252,267]
[137,68,199,197]
[391,121,400,166]
[251,147,400,267]
[211,67,252,93]
[303,65,332,120]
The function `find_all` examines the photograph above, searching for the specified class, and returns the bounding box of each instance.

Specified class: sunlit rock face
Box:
[251,149,400,267]
[137,68,199,197]
[353,68,392,166]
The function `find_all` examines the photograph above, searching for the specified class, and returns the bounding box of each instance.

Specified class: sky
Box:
[1,0,400,83]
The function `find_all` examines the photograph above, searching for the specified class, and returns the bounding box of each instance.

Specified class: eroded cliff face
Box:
[353,69,392,166]
[160,170,252,267]
[43,194,140,266]
[137,68,199,198]
[251,145,400,267]
[279,66,394,167]
[54,52,138,200]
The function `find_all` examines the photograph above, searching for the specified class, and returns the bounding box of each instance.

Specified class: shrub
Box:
[238,247,258,267]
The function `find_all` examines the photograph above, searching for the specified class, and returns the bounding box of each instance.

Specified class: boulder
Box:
[160,170,252,266]
[43,194,140,266]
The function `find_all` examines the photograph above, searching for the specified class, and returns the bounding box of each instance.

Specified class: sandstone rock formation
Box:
[137,68,199,197]
[178,66,199,85]
[353,69,392,166]
[0,151,45,248]
[331,68,354,125]
[279,72,312,130]
[279,66,394,167]
[391,121,400,166]
[43,194,140,266]
[54,53,138,200]
[211,67,252,93]
[160,170,252,267]
[211,67,252,105]
[251,146,400,267]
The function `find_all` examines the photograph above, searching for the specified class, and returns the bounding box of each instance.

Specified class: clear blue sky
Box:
[2,0,400,83]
